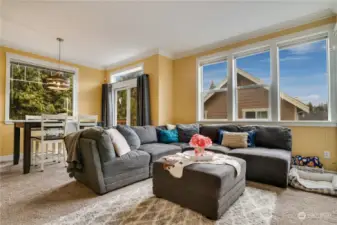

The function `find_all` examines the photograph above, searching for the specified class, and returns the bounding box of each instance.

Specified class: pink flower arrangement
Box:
[189,134,212,155]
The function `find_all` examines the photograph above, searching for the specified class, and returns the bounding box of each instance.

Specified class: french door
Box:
[115,87,137,126]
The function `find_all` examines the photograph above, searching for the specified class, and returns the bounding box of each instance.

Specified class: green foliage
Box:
[9,63,73,120]
[307,101,327,113]
[116,87,137,126]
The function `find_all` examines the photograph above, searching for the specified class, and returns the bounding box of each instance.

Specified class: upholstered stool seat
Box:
[152,157,246,220]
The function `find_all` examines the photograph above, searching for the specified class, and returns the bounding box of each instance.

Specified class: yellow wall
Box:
[158,55,173,125]
[107,54,174,126]
[0,46,105,156]
[172,16,337,171]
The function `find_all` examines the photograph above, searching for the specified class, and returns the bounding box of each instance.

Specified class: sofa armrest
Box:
[74,138,106,194]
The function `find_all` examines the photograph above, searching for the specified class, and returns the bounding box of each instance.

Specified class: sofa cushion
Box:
[176,124,200,143]
[116,125,141,150]
[228,147,291,187]
[138,143,182,162]
[254,126,292,151]
[132,126,158,144]
[205,144,231,155]
[170,142,194,151]
[80,127,116,161]
[102,150,150,177]
[200,125,241,143]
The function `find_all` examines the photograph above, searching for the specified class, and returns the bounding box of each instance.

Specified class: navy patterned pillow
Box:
[292,155,323,168]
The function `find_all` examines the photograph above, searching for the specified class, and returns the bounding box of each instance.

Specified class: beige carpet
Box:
[0,162,336,225]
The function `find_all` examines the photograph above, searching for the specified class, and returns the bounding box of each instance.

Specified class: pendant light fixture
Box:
[46,37,70,91]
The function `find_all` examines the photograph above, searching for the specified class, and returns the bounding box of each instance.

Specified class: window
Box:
[278,38,329,121]
[243,109,268,119]
[110,65,143,83]
[235,50,271,120]
[115,87,137,126]
[197,25,337,125]
[201,60,228,120]
[5,53,77,122]
[111,65,143,126]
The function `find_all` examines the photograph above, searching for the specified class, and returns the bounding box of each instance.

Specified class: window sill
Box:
[197,120,337,127]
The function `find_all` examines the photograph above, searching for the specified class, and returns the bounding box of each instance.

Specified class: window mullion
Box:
[270,43,279,122]
[227,55,235,121]
[328,30,337,122]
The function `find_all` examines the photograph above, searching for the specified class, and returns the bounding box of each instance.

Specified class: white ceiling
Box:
[0,0,336,69]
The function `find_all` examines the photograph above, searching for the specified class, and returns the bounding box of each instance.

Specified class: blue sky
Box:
[202,39,328,106]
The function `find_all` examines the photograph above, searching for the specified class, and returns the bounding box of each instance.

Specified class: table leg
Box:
[13,125,20,165]
[23,123,31,174]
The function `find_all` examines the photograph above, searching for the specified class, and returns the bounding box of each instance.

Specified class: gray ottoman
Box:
[153,157,246,220]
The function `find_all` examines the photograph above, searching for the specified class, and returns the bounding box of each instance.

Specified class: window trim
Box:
[109,63,144,83]
[5,53,79,124]
[196,24,337,127]
[114,85,137,126]
[110,65,143,126]
[242,108,269,119]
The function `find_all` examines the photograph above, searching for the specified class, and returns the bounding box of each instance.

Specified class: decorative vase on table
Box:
[189,134,212,156]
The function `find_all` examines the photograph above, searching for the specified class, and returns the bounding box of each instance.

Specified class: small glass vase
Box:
[194,146,205,156]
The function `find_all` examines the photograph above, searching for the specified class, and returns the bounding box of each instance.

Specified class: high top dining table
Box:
[13,120,79,174]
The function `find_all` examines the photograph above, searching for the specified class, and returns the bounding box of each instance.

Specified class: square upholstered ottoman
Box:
[152,157,246,220]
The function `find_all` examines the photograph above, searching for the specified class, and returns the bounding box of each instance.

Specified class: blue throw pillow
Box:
[247,130,256,147]
[217,129,226,145]
[159,129,179,144]
[218,129,256,147]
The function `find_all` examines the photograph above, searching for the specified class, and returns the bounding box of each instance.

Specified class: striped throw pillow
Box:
[221,132,248,148]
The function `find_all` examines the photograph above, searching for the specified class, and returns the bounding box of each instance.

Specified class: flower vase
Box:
[194,146,205,156]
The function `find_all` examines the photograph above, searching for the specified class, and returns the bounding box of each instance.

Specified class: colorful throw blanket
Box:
[162,152,241,178]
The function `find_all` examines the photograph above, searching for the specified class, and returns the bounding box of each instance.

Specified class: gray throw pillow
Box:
[81,127,116,162]
[255,126,292,151]
[176,124,200,143]
[116,125,141,150]
[131,126,158,144]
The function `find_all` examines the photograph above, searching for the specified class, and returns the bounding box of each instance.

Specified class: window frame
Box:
[110,63,144,84]
[196,24,337,127]
[5,53,79,124]
[110,65,143,126]
[234,48,271,121]
[199,58,229,121]
[242,108,269,119]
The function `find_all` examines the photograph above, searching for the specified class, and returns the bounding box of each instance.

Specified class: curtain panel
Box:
[137,74,151,126]
[101,83,113,128]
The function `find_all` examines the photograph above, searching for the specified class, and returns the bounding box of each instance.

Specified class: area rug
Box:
[45,182,277,225]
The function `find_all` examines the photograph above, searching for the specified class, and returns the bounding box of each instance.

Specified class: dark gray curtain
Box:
[101,83,113,128]
[137,74,151,125]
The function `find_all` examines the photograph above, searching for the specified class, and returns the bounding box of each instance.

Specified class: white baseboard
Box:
[0,154,22,162]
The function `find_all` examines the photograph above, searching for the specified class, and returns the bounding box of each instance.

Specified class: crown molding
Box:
[104,48,173,70]
[0,39,104,70]
[173,10,336,59]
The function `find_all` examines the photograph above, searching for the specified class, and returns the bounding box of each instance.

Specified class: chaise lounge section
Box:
[73,124,292,194]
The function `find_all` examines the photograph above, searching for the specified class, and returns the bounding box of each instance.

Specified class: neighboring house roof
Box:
[204,68,309,113]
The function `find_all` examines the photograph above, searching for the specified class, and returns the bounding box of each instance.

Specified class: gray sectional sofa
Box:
[73,124,292,194]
